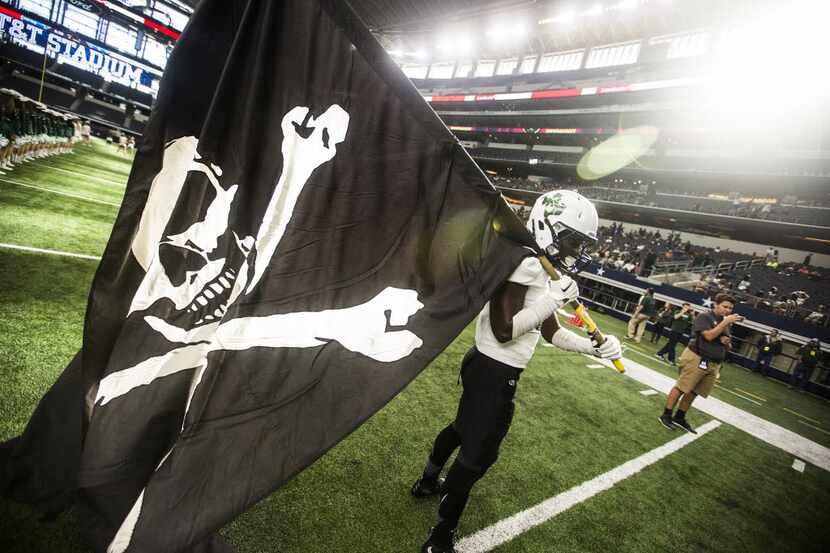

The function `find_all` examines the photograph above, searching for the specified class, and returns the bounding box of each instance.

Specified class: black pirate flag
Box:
[0,1,531,551]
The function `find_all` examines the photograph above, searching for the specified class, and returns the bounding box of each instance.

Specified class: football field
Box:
[1,142,829,552]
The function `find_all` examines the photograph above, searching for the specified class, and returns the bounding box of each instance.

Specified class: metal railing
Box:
[575,277,829,387]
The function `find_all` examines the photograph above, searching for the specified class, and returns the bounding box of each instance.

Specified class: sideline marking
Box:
[586,364,605,369]
[797,420,830,437]
[590,355,830,472]
[782,407,822,426]
[0,177,121,207]
[640,389,659,396]
[792,459,806,473]
[715,385,763,406]
[456,421,722,553]
[735,388,766,402]
[0,243,101,261]
[627,347,673,367]
[31,161,128,187]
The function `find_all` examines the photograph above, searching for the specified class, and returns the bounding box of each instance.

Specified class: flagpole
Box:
[37,47,48,103]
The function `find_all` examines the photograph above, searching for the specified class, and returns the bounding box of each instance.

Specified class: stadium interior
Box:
[1,1,828,552]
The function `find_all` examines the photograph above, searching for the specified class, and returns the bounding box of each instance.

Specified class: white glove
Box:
[548,275,579,308]
[594,335,622,359]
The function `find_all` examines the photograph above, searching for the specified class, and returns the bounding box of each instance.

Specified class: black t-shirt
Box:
[691,311,730,362]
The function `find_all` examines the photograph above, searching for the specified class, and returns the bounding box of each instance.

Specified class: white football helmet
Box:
[527,190,599,274]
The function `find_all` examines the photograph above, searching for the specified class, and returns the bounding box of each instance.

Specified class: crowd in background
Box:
[513,203,829,326]
[0,88,82,173]
[497,175,829,226]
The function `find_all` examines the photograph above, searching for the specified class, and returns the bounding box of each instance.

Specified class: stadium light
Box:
[558,10,576,23]
[584,4,604,17]
[457,34,474,55]
[699,0,830,131]
[615,0,639,10]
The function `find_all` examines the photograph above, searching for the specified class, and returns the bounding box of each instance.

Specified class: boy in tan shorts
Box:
[659,293,742,433]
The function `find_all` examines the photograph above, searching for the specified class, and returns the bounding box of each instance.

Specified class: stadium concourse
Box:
[2,1,830,553]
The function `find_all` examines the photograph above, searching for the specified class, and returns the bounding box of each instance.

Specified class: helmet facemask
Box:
[543,221,596,275]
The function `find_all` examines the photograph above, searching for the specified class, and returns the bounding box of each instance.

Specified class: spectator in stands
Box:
[659,293,742,433]
[804,305,827,326]
[753,329,782,377]
[627,288,656,344]
[656,303,693,365]
[804,253,812,266]
[789,339,822,391]
[650,303,674,344]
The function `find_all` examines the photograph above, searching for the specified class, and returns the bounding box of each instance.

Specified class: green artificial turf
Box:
[1,142,829,552]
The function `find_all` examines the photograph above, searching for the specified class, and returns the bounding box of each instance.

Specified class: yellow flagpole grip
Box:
[539,256,625,374]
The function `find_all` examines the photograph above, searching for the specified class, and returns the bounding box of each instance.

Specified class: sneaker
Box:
[411,476,444,498]
[658,413,675,430]
[421,526,456,553]
[672,416,697,434]
[655,353,665,361]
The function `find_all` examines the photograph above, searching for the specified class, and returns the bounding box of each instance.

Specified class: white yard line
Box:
[640,389,659,396]
[626,347,673,367]
[456,421,722,553]
[715,385,764,406]
[592,356,830,472]
[797,420,830,437]
[0,243,101,260]
[0,177,121,207]
[31,161,128,188]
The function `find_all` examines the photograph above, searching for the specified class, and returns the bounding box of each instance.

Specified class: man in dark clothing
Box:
[754,329,782,377]
[659,294,741,433]
[790,339,821,391]
[627,288,656,343]
[650,304,674,344]
[656,303,692,365]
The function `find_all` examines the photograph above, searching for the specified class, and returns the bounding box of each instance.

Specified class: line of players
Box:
[0,88,81,175]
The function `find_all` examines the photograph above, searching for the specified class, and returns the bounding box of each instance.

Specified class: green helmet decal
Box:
[542,193,566,216]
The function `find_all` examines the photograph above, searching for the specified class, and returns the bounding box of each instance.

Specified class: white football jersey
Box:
[475,256,551,369]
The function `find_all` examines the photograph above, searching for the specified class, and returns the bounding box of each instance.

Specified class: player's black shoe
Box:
[658,413,675,430]
[420,526,456,553]
[411,476,445,498]
[672,415,697,434]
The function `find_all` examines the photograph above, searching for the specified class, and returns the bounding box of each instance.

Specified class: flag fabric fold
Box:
[1,1,532,551]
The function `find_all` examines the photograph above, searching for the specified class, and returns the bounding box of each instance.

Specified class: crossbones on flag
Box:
[0,0,532,551]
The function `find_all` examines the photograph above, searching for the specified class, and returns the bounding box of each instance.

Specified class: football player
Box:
[412,190,622,553]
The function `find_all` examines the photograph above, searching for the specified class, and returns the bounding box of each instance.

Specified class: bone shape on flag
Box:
[97,105,425,409]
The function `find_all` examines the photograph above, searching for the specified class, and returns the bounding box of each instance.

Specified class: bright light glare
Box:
[577,126,660,181]
[584,4,603,17]
[701,0,830,129]
[616,0,638,10]
[486,22,526,42]
[457,34,474,54]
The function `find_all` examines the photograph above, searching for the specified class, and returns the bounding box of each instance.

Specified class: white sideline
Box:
[456,420,722,553]
[594,356,830,472]
[32,161,128,188]
[0,243,101,260]
[0,177,121,207]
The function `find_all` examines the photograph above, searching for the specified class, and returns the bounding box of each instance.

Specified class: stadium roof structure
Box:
[177,0,776,59]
